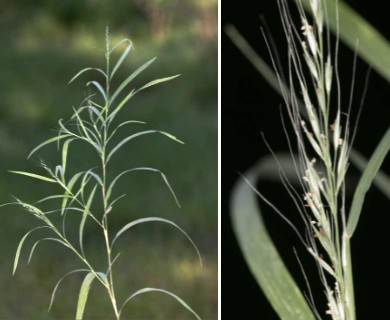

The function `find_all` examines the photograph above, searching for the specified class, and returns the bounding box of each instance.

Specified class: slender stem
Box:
[101,29,120,320]
[344,234,356,320]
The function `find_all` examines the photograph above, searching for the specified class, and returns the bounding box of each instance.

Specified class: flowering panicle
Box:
[277,0,354,318]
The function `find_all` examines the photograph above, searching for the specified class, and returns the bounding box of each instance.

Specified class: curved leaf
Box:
[68,68,107,84]
[28,237,70,264]
[49,269,91,312]
[106,130,184,163]
[28,134,71,159]
[106,167,180,208]
[230,155,316,320]
[111,217,202,266]
[347,127,390,236]
[349,149,390,200]
[110,57,156,105]
[111,43,133,80]
[86,81,107,102]
[76,272,96,320]
[119,287,201,320]
[13,226,50,274]
[79,185,97,257]
[136,75,180,92]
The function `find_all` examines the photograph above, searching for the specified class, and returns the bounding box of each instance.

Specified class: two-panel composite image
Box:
[1,0,390,319]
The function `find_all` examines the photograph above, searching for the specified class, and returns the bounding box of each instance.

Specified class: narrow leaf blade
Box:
[347,128,390,236]
[120,287,201,320]
[49,269,90,312]
[137,75,180,92]
[107,130,183,163]
[28,134,71,159]
[111,43,132,79]
[13,226,49,274]
[79,185,97,257]
[9,171,57,183]
[69,68,106,84]
[110,57,156,105]
[75,272,96,320]
[230,155,316,320]
[111,217,202,266]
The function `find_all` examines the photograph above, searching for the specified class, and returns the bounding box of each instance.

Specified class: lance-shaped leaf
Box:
[28,134,71,159]
[111,217,202,266]
[119,287,201,320]
[28,238,70,264]
[106,167,180,208]
[9,171,57,183]
[13,226,50,274]
[230,155,315,320]
[49,269,91,312]
[68,68,107,84]
[110,42,133,80]
[79,185,98,257]
[75,272,96,320]
[110,57,156,105]
[136,75,180,92]
[347,127,390,236]
[106,130,184,163]
[349,149,390,200]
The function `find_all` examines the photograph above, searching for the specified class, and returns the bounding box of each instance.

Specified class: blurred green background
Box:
[0,0,217,319]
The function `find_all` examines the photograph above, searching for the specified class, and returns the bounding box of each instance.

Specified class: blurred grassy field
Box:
[0,1,217,319]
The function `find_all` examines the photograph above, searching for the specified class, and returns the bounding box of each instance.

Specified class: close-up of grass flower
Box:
[224,0,389,318]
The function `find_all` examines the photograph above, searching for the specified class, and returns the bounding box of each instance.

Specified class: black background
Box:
[223,0,390,318]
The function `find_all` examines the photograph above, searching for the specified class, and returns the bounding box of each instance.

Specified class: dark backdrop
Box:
[223,0,390,318]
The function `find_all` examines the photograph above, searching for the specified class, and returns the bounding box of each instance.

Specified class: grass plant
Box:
[4,28,202,320]
[228,0,390,319]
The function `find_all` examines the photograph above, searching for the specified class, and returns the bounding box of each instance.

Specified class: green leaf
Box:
[28,134,71,159]
[300,0,390,83]
[347,127,390,236]
[349,149,390,200]
[110,57,156,105]
[9,171,57,183]
[36,195,65,204]
[61,171,85,216]
[106,130,184,163]
[79,185,97,257]
[230,155,316,320]
[107,89,136,124]
[86,171,103,186]
[110,43,133,80]
[62,139,75,180]
[68,68,107,84]
[49,269,90,312]
[106,167,180,208]
[86,81,107,103]
[119,288,201,320]
[107,120,146,142]
[76,272,96,320]
[28,238,70,264]
[13,226,50,275]
[136,75,180,92]
[111,217,202,266]
[109,38,132,54]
